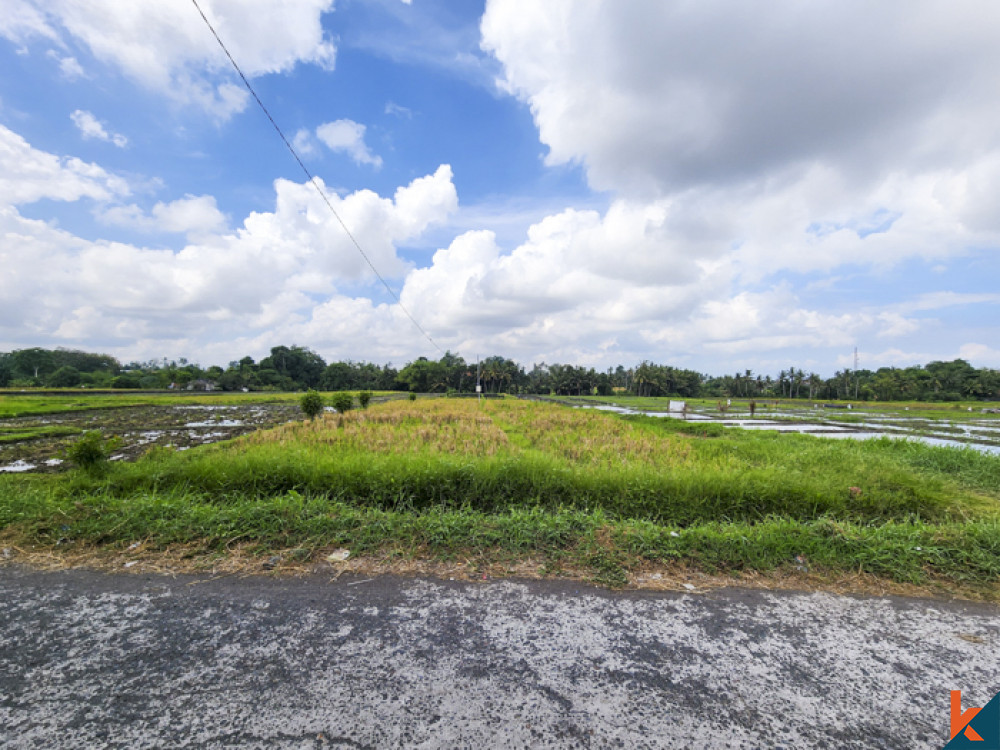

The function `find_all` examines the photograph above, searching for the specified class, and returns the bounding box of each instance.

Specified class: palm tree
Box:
[791,368,804,398]
[806,373,820,400]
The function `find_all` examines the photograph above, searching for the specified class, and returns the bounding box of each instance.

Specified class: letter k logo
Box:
[953,691,985,742]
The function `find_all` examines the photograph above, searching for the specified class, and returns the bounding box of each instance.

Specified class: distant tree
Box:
[12,348,54,380]
[807,373,822,400]
[47,366,82,388]
[438,351,468,391]
[397,357,448,392]
[0,354,12,387]
[80,370,114,388]
[525,363,551,394]
[111,374,142,389]
[321,362,356,391]
[51,348,120,374]
[260,345,326,389]
[216,370,246,391]
[372,363,399,390]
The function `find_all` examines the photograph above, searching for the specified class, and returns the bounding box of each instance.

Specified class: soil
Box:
[0,402,302,473]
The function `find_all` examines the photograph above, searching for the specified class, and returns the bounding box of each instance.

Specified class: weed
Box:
[64,431,121,477]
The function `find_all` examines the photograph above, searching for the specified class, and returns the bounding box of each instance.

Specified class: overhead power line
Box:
[189,0,445,356]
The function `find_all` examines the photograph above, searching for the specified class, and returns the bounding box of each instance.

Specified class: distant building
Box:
[186,379,216,392]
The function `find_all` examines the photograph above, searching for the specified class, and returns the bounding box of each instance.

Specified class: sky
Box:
[2,0,1000,377]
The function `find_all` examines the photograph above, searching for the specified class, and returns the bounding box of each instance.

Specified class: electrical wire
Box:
[189,0,446,356]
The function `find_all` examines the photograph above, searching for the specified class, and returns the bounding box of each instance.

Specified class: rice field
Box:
[1,396,998,598]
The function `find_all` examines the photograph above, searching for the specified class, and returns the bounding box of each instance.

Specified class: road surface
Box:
[1,565,997,748]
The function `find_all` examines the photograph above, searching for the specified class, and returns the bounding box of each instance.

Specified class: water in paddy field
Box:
[572,401,1000,455]
[0,402,303,473]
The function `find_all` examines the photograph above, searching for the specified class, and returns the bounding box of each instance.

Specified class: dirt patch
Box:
[0,403,302,472]
[3,539,995,604]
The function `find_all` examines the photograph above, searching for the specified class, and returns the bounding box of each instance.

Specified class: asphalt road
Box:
[1,565,997,749]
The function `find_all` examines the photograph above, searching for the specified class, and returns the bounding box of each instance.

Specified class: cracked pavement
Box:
[1,566,998,748]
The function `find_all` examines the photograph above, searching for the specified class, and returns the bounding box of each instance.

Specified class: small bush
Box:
[331,392,354,413]
[358,391,372,409]
[300,390,325,420]
[409,392,417,401]
[66,430,121,476]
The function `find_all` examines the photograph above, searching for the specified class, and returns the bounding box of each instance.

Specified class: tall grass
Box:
[879,438,1000,494]
[2,397,998,592]
[60,399,992,525]
[3,478,997,588]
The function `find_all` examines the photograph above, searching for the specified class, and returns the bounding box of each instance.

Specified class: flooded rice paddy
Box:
[0,402,302,473]
[578,401,1000,454]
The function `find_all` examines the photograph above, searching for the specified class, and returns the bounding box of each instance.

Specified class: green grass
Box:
[0,425,82,443]
[2,398,998,595]
[879,438,1000,495]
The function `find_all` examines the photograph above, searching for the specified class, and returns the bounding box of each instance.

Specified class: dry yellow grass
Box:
[244,398,515,457]
[238,397,690,470]
[4,535,987,602]
[483,399,689,468]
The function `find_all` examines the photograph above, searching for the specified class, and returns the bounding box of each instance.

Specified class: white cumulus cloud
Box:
[315,119,383,168]
[98,195,227,240]
[479,0,1000,280]
[70,110,127,148]
[0,124,128,205]
[46,50,86,79]
[482,0,1000,197]
[0,127,457,362]
[2,0,337,120]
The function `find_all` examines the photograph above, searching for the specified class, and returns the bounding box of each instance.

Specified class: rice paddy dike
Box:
[1,395,999,600]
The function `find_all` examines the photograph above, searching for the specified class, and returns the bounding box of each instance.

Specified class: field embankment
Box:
[1,398,998,599]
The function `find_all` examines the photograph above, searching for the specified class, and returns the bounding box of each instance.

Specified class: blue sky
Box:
[2,0,999,376]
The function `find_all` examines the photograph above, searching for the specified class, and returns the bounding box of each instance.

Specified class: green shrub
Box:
[111,374,141,389]
[358,391,372,409]
[66,430,121,476]
[409,392,417,401]
[331,392,354,413]
[300,390,325,420]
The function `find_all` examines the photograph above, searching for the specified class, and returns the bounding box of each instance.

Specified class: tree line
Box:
[1,346,998,402]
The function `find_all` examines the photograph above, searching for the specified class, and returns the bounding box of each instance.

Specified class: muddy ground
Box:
[0,403,303,473]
